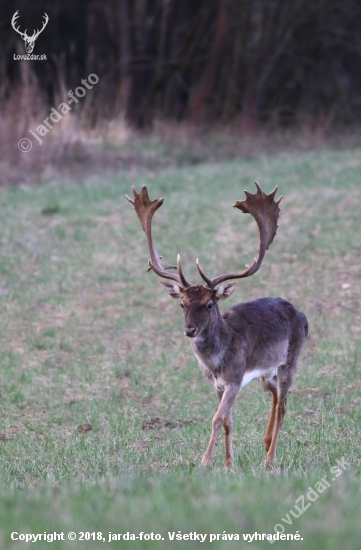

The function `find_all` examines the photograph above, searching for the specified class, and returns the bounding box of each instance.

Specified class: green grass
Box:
[0,148,361,548]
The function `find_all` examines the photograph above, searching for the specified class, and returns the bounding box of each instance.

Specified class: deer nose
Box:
[184,327,197,337]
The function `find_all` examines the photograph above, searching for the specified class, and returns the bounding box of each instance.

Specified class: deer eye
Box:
[206,302,214,310]
[180,303,184,309]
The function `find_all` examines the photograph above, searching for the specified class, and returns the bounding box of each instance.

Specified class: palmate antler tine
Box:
[200,182,282,288]
[126,185,192,288]
[126,185,171,271]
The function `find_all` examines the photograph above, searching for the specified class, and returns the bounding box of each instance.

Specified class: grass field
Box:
[0,148,361,549]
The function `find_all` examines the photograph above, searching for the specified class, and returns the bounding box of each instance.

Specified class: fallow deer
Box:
[126,183,308,471]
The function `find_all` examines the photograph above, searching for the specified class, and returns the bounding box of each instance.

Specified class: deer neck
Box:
[190,308,229,372]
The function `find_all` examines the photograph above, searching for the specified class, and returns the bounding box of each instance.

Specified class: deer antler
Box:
[11,11,49,40]
[32,13,49,39]
[197,182,282,288]
[126,185,192,288]
[11,11,26,39]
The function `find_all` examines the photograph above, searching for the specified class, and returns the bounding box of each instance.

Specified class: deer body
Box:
[126,183,308,470]
[191,296,306,385]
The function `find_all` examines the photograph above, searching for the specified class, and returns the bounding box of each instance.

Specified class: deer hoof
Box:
[224,460,234,473]
[264,457,276,469]
[201,455,213,468]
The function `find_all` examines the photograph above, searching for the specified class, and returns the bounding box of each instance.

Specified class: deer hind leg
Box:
[265,361,297,467]
[260,375,277,453]
[222,411,234,472]
[201,384,239,470]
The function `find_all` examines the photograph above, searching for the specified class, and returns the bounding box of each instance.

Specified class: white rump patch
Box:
[241,367,278,388]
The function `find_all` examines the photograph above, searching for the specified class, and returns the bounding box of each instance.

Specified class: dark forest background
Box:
[1,0,361,131]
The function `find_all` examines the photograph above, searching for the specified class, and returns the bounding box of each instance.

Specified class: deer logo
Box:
[11,10,49,54]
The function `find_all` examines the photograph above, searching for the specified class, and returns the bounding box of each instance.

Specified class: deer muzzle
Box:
[184,326,197,338]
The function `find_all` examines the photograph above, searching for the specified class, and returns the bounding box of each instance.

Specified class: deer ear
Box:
[215,282,237,300]
[159,280,184,299]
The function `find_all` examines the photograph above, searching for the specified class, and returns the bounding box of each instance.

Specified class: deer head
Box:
[160,283,237,338]
[11,11,49,54]
[126,183,282,337]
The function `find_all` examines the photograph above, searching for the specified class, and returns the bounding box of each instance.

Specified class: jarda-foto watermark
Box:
[18,74,99,153]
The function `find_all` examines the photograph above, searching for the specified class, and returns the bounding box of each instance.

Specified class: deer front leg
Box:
[213,389,234,472]
[201,384,240,470]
